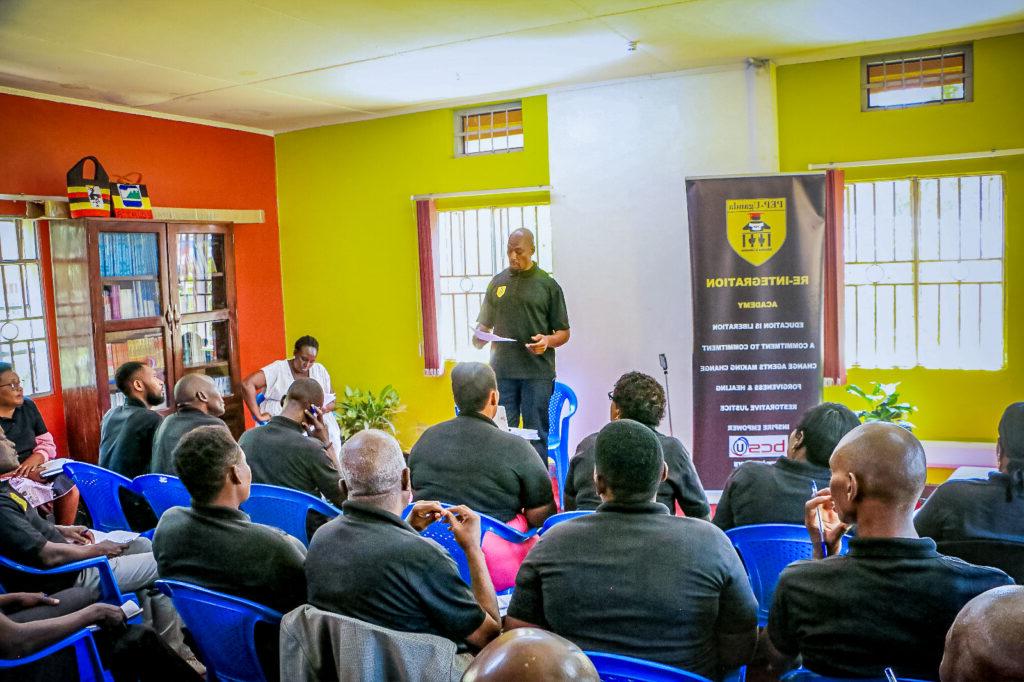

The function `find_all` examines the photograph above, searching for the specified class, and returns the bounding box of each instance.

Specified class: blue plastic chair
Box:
[0,554,125,607]
[725,524,851,626]
[132,474,191,518]
[539,510,595,535]
[62,461,135,532]
[156,579,282,682]
[585,651,745,682]
[240,484,341,547]
[781,668,928,681]
[547,381,578,509]
[0,628,112,681]
[402,503,536,590]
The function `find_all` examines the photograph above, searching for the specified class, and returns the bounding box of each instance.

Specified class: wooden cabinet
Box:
[51,220,243,462]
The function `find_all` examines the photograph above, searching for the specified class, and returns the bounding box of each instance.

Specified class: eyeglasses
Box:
[607,391,615,401]
[0,381,22,391]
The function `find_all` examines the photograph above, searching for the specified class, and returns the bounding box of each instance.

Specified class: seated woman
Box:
[0,363,79,525]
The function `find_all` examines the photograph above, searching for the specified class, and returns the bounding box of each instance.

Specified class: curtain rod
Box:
[411,185,552,201]
[808,148,1024,170]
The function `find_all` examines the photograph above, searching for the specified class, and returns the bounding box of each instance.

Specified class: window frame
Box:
[453,101,524,157]
[860,44,973,112]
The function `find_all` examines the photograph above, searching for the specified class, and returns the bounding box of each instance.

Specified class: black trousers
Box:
[498,378,553,463]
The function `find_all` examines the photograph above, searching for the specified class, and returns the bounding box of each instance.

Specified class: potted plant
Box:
[335,385,404,440]
[846,381,917,430]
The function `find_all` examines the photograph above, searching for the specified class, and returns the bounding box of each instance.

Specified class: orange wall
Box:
[0,93,285,453]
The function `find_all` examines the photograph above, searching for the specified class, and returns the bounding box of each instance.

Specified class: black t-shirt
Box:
[914,472,1024,542]
[409,412,553,522]
[238,417,345,507]
[305,501,485,644]
[564,431,710,518]
[477,264,569,380]
[150,407,226,475]
[153,504,308,614]
[507,501,757,679]
[768,536,1014,679]
[99,397,163,479]
[713,458,832,531]
[0,483,77,593]
[0,398,48,462]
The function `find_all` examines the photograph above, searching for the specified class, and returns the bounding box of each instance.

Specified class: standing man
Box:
[474,228,570,461]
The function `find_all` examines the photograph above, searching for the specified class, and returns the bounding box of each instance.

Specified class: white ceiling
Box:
[1,0,1021,133]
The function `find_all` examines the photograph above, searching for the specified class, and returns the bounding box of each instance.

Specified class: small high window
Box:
[455,102,523,156]
[862,45,972,110]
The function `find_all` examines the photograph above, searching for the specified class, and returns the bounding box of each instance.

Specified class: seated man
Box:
[940,585,1024,682]
[506,420,758,680]
[0,428,193,667]
[150,374,226,475]
[766,423,1014,679]
[238,378,345,508]
[916,402,1024,542]
[99,361,165,479]
[564,371,708,518]
[305,429,501,651]
[713,402,859,530]
[463,628,600,682]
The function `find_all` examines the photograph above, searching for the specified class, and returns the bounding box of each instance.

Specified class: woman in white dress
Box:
[241,335,343,453]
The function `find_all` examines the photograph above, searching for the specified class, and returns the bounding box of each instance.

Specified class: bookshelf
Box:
[52,221,243,462]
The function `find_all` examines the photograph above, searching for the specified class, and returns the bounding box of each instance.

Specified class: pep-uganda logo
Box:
[726,198,786,266]
[729,434,787,458]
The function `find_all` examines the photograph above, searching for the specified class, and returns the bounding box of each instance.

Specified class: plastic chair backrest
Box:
[132,474,191,518]
[62,462,134,532]
[539,510,595,535]
[240,484,340,547]
[726,524,850,626]
[937,539,1024,584]
[780,668,929,681]
[547,381,578,508]
[156,579,282,682]
[584,651,713,682]
[0,628,111,681]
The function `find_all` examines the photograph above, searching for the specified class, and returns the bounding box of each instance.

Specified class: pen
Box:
[884,668,898,682]
[810,481,828,558]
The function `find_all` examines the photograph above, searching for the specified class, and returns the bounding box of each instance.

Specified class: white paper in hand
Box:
[471,326,516,343]
[120,599,143,619]
[91,530,140,544]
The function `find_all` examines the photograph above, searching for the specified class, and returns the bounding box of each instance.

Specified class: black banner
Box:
[686,174,826,490]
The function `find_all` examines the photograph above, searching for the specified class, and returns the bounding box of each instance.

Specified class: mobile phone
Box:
[308,405,320,418]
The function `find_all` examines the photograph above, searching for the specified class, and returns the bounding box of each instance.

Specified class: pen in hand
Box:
[811,481,828,558]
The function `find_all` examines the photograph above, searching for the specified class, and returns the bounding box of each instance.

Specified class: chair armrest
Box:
[0,628,93,668]
[481,520,538,544]
[0,555,123,606]
[722,667,746,682]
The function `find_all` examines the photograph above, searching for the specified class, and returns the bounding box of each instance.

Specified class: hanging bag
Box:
[66,156,111,218]
[110,172,153,219]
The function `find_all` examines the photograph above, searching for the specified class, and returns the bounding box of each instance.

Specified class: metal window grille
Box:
[861,44,972,110]
[844,175,1004,370]
[0,220,52,395]
[436,205,552,362]
[454,102,524,156]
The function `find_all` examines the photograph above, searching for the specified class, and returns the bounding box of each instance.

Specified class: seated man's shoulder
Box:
[936,552,1015,585]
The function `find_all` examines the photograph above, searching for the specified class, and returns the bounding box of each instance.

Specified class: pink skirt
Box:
[481,514,537,593]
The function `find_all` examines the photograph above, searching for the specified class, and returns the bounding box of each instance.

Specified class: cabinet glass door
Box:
[179,319,232,396]
[98,232,162,321]
[176,233,227,313]
[104,328,168,409]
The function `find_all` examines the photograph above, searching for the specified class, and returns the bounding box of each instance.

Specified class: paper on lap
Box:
[91,530,140,544]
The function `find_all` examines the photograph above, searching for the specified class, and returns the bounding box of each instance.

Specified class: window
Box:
[455,102,524,156]
[862,44,972,110]
[0,220,52,395]
[844,175,1003,370]
[436,205,551,362]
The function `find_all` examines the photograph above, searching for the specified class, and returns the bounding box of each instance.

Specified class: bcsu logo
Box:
[729,434,787,458]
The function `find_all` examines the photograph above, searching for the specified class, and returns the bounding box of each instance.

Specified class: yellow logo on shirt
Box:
[7,491,27,512]
[495,285,507,298]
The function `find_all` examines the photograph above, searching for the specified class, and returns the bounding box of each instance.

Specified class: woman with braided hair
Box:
[915,402,1024,542]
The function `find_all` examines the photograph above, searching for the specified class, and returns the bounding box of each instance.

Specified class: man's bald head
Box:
[462,628,599,682]
[508,228,535,250]
[941,586,1024,682]
[830,422,927,512]
[286,377,325,409]
[173,373,225,417]
[341,429,406,497]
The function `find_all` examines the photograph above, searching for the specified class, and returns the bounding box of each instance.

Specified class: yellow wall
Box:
[777,33,1024,444]
[275,97,549,448]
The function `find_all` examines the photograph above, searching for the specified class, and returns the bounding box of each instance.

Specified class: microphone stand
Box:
[659,353,674,436]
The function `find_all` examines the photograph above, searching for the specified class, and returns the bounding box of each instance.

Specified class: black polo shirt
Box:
[768,536,1013,679]
[0,483,77,593]
[507,501,757,678]
[564,431,710,518]
[914,471,1024,542]
[713,457,831,531]
[99,397,163,479]
[0,397,48,461]
[305,500,485,643]
[238,416,345,507]
[409,412,553,522]
[150,407,226,475]
[153,504,307,614]
[477,264,569,380]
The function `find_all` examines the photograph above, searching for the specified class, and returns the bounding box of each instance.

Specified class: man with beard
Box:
[99,362,166,479]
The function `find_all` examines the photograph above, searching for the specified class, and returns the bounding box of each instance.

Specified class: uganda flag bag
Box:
[110,172,153,219]
[66,156,111,218]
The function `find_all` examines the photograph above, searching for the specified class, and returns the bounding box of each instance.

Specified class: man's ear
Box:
[339,479,349,500]
[594,470,608,496]
[847,472,860,502]
[228,464,243,485]
[660,461,669,483]
[401,467,411,493]
[195,390,208,403]
[489,388,499,407]
[131,377,144,394]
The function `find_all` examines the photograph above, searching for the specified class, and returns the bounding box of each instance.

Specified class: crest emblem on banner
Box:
[495,285,507,298]
[726,198,787,266]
